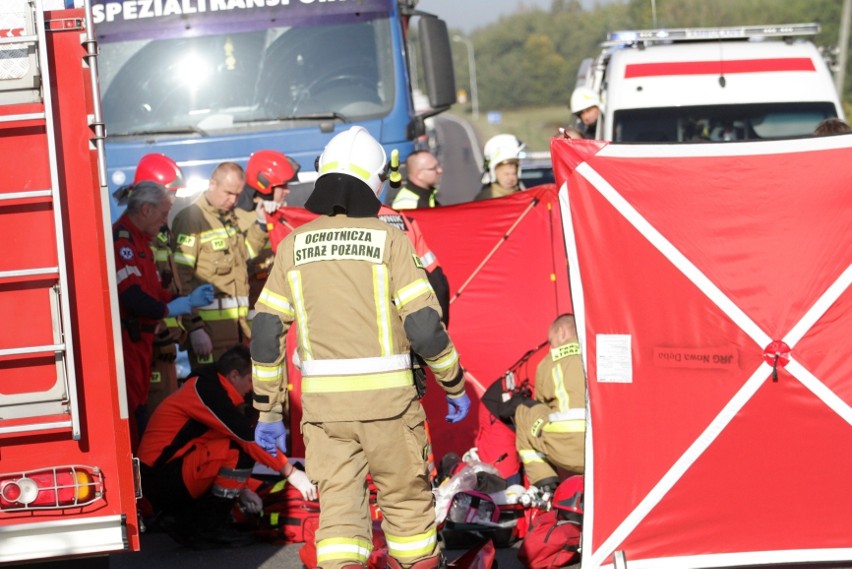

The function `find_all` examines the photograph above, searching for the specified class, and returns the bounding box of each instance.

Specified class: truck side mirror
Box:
[418,16,456,111]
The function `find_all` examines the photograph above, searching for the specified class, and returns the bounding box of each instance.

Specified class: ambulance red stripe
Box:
[624,57,816,78]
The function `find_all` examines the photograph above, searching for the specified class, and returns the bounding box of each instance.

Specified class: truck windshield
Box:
[99,17,395,137]
[614,103,837,142]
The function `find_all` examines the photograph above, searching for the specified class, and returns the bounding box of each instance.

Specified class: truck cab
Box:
[92,0,455,217]
[579,23,843,142]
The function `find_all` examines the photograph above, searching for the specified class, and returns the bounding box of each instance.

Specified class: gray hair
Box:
[126,181,169,214]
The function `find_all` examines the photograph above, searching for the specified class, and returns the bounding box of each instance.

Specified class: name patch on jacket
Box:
[294,228,386,265]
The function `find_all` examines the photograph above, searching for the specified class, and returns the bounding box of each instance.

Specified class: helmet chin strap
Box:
[304,173,381,218]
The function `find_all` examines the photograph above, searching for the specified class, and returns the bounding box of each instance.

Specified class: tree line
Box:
[448,0,848,112]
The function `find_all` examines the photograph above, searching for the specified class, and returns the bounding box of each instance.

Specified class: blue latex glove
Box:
[188,283,215,307]
[255,421,286,456]
[166,296,192,316]
[446,392,471,423]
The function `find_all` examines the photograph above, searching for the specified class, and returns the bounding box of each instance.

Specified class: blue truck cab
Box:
[92,0,455,217]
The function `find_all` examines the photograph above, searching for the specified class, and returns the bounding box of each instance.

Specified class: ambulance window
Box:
[751,109,835,139]
[615,103,838,143]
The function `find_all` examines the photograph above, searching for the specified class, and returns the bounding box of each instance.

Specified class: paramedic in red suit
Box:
[113,181,215,450]
[138,345,317,549]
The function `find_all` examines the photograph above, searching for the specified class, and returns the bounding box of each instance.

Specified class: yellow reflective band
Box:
[373,265,393,356]
[269,512,279,526]
[253,364,283,383]
[246,240,258,259]
[319,161,339,175]
[197,306,249,321]
[552,342,580,361]
[552,365,570,413]
[288,270,312,360]
[270,480,287,493]
[319,160,371,182]
[542,419,586,433]
[385,527,438,559]
[393,278,432,308]
[154,249,170,262]
[316,537,372,564]
[428,348,459,372]
[173,252,196,267]
[519,449,546,464]
[200,226,237,243]
[163,316,179,328]
[257,289,295,318]
[301,370,413,393]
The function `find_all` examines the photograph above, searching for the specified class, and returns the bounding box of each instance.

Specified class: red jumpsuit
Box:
[113,215,173,449]
[138,365,289,505]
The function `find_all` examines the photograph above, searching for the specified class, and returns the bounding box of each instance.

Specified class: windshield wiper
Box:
[109,125,209,138]
[236,112,349,124]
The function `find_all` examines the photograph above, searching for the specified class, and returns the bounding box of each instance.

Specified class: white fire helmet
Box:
[483,133,524,181]
[316,126,388,196]
[570,86,602,115]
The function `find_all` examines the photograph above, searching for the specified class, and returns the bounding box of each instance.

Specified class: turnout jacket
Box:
[171,195,267,333]
[251,214,464,424]
[137,364,288,472]
[473,182,523,201]
[533,342,586,431]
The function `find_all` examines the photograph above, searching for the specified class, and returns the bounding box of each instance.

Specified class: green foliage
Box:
[450,0,850,113]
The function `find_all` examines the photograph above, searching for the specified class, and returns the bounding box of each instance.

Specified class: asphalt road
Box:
[108,528,527,569]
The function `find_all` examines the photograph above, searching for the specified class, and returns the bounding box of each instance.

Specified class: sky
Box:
[418,0,603,33]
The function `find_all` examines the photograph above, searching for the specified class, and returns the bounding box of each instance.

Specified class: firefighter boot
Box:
[387,554,443,569]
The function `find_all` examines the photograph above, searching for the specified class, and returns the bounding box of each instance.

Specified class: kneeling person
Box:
[138,345,316,549]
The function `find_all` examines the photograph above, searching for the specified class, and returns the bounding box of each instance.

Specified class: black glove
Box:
[154,330,177,363]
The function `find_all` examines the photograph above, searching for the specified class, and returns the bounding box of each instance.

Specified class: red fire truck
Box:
[0,0,140,563]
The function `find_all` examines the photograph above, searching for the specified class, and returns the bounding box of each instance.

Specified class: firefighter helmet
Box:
[317,126,388,196]
[246,150,300,195]
[553,475,584,515]
[483,134,524,181]
[133,153,185,191]
[570,86,602,115]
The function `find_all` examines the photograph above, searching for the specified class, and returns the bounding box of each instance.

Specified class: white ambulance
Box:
[577,23,844,142]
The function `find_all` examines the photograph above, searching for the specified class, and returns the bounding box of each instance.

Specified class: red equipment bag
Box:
[517,509,581,568]
[234,479,320,544]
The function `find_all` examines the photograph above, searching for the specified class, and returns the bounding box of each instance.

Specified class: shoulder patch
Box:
[177,234,196,247]
[413,253,424,269]
[119,246,134,261]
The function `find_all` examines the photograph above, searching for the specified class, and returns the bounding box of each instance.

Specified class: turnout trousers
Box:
[514,403,584,486]
[303,402,439,569]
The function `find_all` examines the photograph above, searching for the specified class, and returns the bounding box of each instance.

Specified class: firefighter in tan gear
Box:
[234,149,300,314]
[171,162,268,368]
[473,134,525,201]
[251,126,471,569]
[484,314,585,495]
[131,154,188,413]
